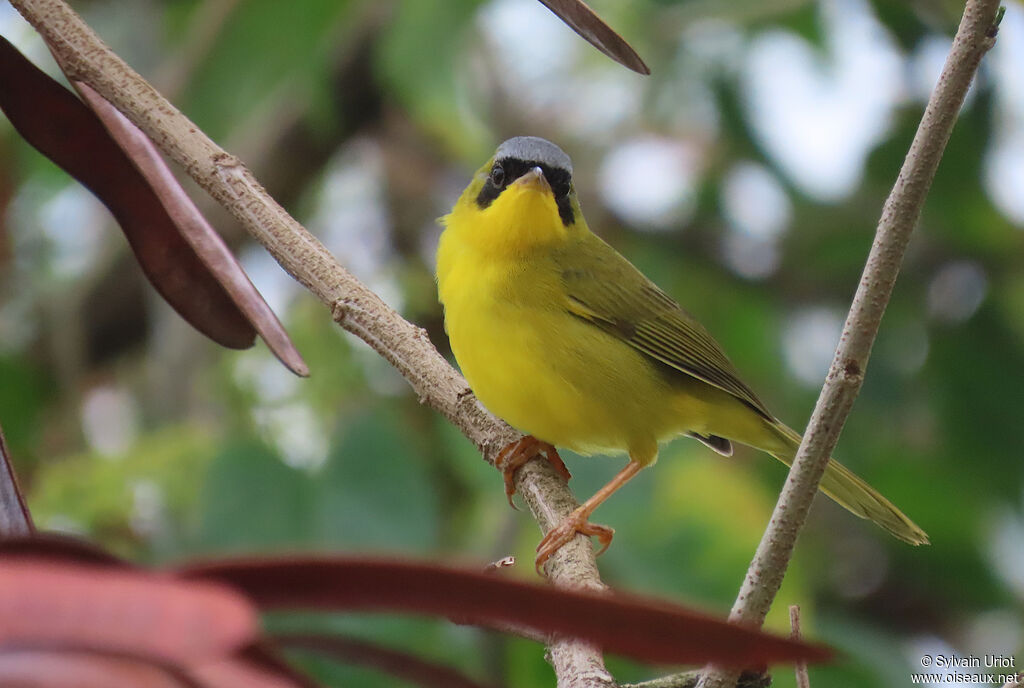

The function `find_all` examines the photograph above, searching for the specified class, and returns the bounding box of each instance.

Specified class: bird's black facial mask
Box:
[476,157,576,227]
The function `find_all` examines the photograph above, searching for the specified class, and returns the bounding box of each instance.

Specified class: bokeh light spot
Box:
[782,306,844,387]
[927,261,988,324]
[599,136,700,231]
[81,385,140,457]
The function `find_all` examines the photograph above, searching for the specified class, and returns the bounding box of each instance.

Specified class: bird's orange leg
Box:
[494,435,571,509]
[535,459,645,573]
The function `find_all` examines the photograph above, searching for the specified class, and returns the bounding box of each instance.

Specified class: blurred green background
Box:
[2,0,1023,686]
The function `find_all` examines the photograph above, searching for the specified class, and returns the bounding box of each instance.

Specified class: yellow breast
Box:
[436,208,680,463]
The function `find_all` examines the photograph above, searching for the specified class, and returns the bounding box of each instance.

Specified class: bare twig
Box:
[0,426,33,536]
[698,1,1001,686]
[622,671,768,688]
[789,606,809,688]
[8,1,614,685]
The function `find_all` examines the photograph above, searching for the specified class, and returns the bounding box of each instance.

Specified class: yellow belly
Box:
[435,198,787,465]
[438,248,687,463]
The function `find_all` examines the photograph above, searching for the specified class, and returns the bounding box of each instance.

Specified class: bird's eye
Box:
[490,165,505,187]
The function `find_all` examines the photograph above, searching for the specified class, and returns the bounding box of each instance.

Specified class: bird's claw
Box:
[534,509,614,573]
[495,436,571,509]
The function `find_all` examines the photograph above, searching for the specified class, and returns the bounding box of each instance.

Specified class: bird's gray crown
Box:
[495,136,572,175]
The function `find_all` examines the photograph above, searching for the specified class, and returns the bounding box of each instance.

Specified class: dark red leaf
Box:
[0,424,32,537]
[276,633,497,688]
[0,532,129,567]
[179,556,830,667]
[0,649,190,688]
[72,81,308,377]
[0,37,246,348]
[537,0,650,75]
[223,643,323,688]
[0,559,257,665]
[0,37,307,375]
[187,655,313,688]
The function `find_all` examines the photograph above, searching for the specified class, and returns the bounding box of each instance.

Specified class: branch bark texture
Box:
[699,1,1000,686]
[0,427,33,537]
[8,0,614,685]
[788,606,809,688]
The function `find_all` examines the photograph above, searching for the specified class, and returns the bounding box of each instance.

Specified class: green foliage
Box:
[0,355,50,460]
[376,0,491,156]
[29,426,215,559]
[180,0,355,139]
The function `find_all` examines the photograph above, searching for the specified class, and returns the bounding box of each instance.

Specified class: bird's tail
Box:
[763,421,929,545]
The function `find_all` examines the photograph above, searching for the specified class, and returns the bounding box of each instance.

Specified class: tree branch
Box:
[788,606,809,688]
[698,1,1001,686]
[622,671,768,688]
[0,426,33,536]
[8,0,614,685]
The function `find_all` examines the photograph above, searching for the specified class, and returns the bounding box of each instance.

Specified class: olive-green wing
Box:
[556,236,773,420]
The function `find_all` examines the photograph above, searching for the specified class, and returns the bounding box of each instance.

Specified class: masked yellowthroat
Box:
[437,136,928,570]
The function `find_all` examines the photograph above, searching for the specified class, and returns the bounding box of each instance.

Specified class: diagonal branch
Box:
[698,1,1001,686]
[788,606,809,688]
[7,1,614,685]
[0,425,33,536]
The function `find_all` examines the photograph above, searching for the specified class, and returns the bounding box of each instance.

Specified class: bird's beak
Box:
[513,166,551,194]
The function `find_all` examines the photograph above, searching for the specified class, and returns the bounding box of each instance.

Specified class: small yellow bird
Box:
[436,136,928,570]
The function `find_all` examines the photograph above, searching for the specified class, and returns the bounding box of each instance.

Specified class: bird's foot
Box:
[535,507,614,573]
[494,436,571,509]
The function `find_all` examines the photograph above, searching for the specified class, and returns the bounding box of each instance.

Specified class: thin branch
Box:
[621,673,704,688]
[698,1,1001,686]
[8,1,614,685]
[622,671,768,688]
[789,606,809,688]
[0,425,33,536]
